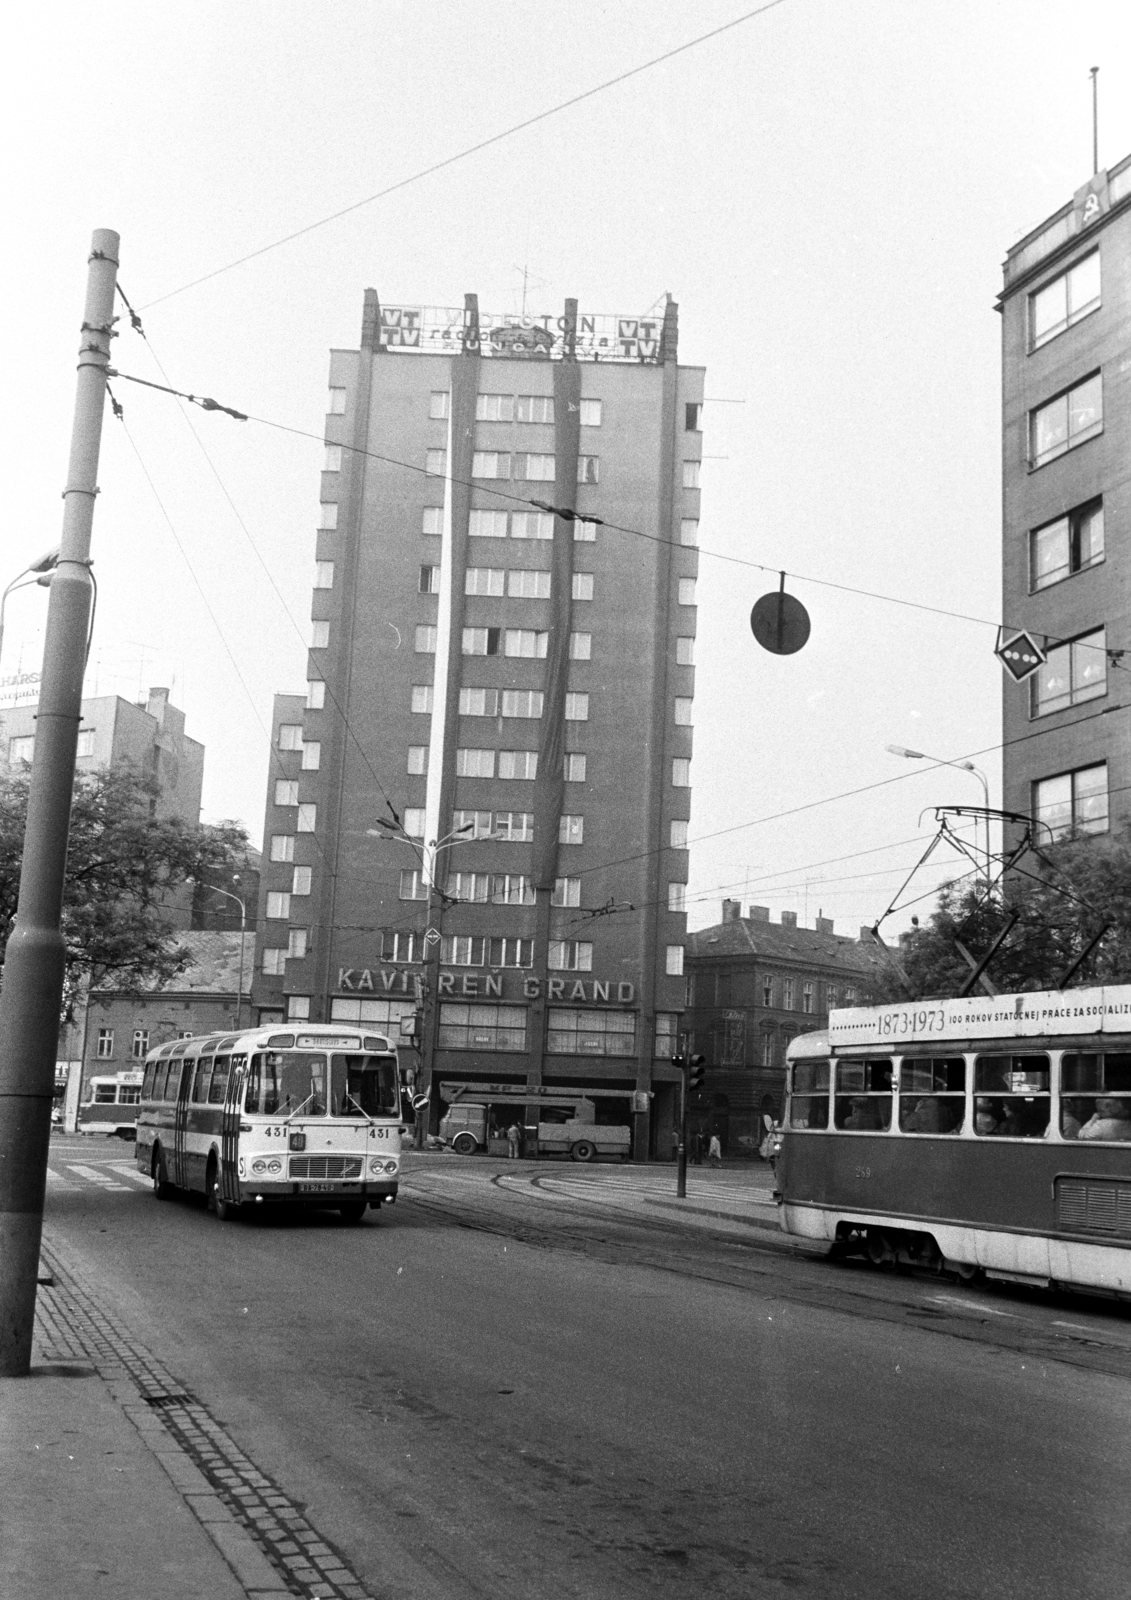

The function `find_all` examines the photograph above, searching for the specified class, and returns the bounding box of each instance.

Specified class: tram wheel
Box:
[866,1229,895,1266]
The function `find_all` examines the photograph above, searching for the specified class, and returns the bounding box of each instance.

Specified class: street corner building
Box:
[999,151,1131,844]
[251,293,705,1159]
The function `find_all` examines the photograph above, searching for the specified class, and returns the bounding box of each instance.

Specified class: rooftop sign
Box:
[378,306,666,364]
[0,671,41,710]
[828,985,1131,1049]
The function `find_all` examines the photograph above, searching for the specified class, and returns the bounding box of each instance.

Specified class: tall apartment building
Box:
[1000,156,1131,842]
[251,293,703,1158]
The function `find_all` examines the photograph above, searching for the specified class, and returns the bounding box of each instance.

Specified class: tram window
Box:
[191,1059,213,1102]
[899,1057,965,1134]
[789,1059,829,1129]
[973,1054,1050,1137]
[208,1058,231,1105]
[119,1085,141,1105]
[834,1058,893,1130]
[94,1084,117,1104]
[1061,1053,1131,1140]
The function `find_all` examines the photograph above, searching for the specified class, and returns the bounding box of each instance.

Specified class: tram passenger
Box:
[844,1096,884,1130]
[975,1100,1003,1136]
[1079,1097,1131,1141]
[902,1096,962,1134]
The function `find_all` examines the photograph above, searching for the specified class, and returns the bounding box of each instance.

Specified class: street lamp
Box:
[0,548,59,671]
[885,744,992,884]
[210,879,248,1030]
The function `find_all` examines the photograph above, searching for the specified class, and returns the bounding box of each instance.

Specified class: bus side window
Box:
[164,1064,182,1103]
[789,1060,829,1129]
[142,1063,156,1100]
[151,1063,169,1102]
[192,1059,213,1102]
[208,1057,231,1104]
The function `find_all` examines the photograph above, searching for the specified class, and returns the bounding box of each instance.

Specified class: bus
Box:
[134,1023,404,1222]
[778,983,1131,1297]
[77,1070,143,1138]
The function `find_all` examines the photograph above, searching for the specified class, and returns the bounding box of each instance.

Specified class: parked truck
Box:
[438,1083,632,1161]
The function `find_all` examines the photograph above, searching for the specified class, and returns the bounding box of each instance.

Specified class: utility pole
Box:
[0,230,118,1376]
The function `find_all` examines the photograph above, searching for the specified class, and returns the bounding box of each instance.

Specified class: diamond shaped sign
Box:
[424,927,441,946]
[995,628,1046,683]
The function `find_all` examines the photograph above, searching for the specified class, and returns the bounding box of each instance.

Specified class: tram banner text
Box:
[830,984,1131,1048]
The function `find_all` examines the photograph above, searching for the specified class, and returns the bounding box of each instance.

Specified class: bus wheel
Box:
[339,1201,368,1224]
[151,1149,174,1200]
[570,1140,596,1163]
[207,1157,238,1221]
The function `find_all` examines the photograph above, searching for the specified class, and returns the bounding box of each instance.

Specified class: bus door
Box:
[219,1054,246,1204]
[172,1058,193,1188]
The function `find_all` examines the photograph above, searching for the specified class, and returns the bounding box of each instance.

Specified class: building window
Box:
[318,503,338,531]
[469,510,508,538]
[559,815,584,845]
[459,687,500,716]
[1031,251,1100,349]
[499,750,538,780]
[415,625,437,653]
[564,693,589,721]
[569,632,592,660]
[313,561,334,589]
[762,978,773,1008]
[438,1003,527,1052]
[327,387,346,415]
[685,402,703,431]
[8,736,34,766]
[670,819,688,848]
[844,987,857,1005]
[451,809,492,840]
[422,507,443,536]
[504,629,548,658]
[547,1008,634,1057]
[407,745,428,775]
[381,931,418,963]
[266,891,291,919]
[549,941,593,972]
[802,981,815,1014]
[275,780,298,806]
[783,978,795,1010]
[488,938,534,968]
[269,834,295,863]
[449,874,490,904]
[511,512,553,540]
[403,808,426,839]
[494,812,533,842]
[680,519,699,547]
[682,461,701,488]
[297,803,316,832]
[514,453,556,482]
[278,724,303,751]
[678,579,697,606]
[76,730,95,758]
[762,1031,775,1067]
[666,945,684,976]
[411,685,434,714]
[472,452,510,479]
[477,393,514,422]
[462,627,501,656]
[430,390,450,419]
[399,870,428,900]
[311,621,330,649]
[332,997,417,1029]
[673,697,693,726]
[466,567,504,597]
[577,456,599,485]
[676,637,695,667]
[572,573,594,601]
[288,996,311,1022]
[292,866,312,895]
[654,1014,677,1059]
[501,690,543,719]
[564,753,586,782]
[306,680,325,710]
[1030,373,1102,468]
[672,759,691,787]
[508,569,551,599]
[1030,501,1103,592]
[301,741,321,771]
[827,984,838,1009]
[491,874,534,905]
[262,948,286,976]
[516,395,553,423]
[96,1029,114,1058]
[579,398,602,427]
[552,877,581,907]
[1034,763,1108,841]
[132,1030,150,1059]
[441,936,487,966]
[426,449,447,478]
[668,883,686,913]
[1031,628,1106,716]
[573,520,598,543]
[456,748,495,777]
[419,565,440,594]
[287,928,308,959]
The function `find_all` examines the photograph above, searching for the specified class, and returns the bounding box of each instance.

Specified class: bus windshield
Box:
[244,1050,397,1117]
[330,1054,399,1117]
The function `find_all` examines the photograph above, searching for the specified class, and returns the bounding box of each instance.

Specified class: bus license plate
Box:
[299,1182,337,1192]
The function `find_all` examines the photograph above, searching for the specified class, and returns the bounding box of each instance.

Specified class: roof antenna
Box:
[1091,66,1099,175]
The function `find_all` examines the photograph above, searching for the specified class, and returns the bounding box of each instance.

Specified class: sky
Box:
[3,0,1130,942]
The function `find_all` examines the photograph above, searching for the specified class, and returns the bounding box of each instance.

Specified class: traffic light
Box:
[671,1054,685,1072]
[687,1055,706,1091]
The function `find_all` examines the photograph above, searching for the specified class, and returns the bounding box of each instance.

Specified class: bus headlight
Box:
[369,1157,385,1174]
[251,1158,268,1175]
[383,1160,398,1174]
[266,1158,282,1175]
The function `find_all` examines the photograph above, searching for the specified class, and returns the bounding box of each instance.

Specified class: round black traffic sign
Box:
[750,589,811,655]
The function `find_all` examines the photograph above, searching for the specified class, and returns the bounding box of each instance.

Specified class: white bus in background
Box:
[135,1023,404,1222]
[76,1070,143,1138]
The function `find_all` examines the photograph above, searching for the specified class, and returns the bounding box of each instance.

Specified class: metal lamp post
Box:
[210,881,248,1030]
[0,554,58,671]
[885,744,992,884]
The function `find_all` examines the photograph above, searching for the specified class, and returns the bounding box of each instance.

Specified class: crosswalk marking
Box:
[63,1164,131,1191]
[108,1162,151,1187]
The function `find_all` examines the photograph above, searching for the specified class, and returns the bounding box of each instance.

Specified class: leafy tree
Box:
[866,828,1131,1002]
[0,762,249,1017]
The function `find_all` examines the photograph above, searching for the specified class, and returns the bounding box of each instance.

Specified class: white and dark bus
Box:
[135,1023,403,1222]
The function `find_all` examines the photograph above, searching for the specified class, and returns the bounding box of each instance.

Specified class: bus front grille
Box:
[289,1155,363,1180]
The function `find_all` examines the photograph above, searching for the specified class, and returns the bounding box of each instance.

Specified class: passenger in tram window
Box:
[842,1096,889,1131]
[1079,1097,1131,1141]
[901,1096,963,1134]
[998,1098,1049,1138]
[975,1100,1003,1136]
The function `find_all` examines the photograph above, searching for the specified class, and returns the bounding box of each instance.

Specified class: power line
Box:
[138,1,791,311]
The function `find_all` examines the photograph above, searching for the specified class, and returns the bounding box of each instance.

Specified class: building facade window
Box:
[382,931,418,963]
[573,520,598,543]
[802,981,815,1014]
[552,877,581,906]
[459,687,500,716]
[441,936,487,966]
[673,697,693,725]
[275,780,298,806]
[572,573,594,601]
[559,815,584,845]
[500,690,543,719]
[491,873,534,905]
[667,882,687,913]
[269,834,295,863]
[313,560,334,588]
[262,948,286,976]
[579,399,602,427]
[472,452,510,478]
[425,449,447,477]
[76,730,95,758]
[1030,373,1102,467]
[406,745,428,774]
[1034,763,1108,840]
[682,461,701,488]
[548,941,593,972]
[488,937,534,968]
[680,519,698,546]
[654,1013,677,1058]
[296,803,316,832]
[456,748,495,777]
[678,579,697,606]
[466,567,504,596]
[399,870,428,900]
[429,390,450,419]
[419,565,440,594]
[1030,250,1100,348]
[8,736,34,766]
[292,866,312,895]
[278,724,303,751]
[403,808,426,839]
[318,503,339,530]
[266,891,291,919]
[301,741,321,771]
[415,625,437,653]
[1030,628,1106,716]
[564,693,589,721]
[132,1030,150,1059]
[469,510,509,538]
[306,680,325,710]
[577,456,599,484]
[783,978,795,1010]
[287,928,308,959]
[449,872,490,903]
[499,750,538,780]
[494,812,534,842]
[666,945,684,976]
[411,685,434,714]
[438,1003,527,1052]
[685,402,703,431]
[332,997,417,1029]
[672,759,691,787]
[504,629,548,659]
[548,1008,634,1056]
[676,637,695,665]
[516,395,553,423]
[564,754,586,782]
[511,512,553,540]
[462,627,501,657]
[569,632,592,659]
[670,819,688,848]
[327,387,346,415]
[477,393,514,422]
[422,507,443,536]
[1030,501,1103,591]
[452,809,493,839]
[762,978,773,1008]
[288,997,311,1022]
[514,453,556,482]
[96,1029,114,1058]
[508,569,551,599]
[310,621,330,648]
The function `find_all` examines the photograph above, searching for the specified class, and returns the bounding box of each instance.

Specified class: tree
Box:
[0,762,249,1018]
[866,827,1131,1002]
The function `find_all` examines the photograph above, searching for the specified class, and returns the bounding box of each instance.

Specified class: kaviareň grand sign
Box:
[377,305,666,363]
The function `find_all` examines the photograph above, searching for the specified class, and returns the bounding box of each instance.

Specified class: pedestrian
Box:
[692,1130,704,1165]
[506,1121,521,1159]
[670,1128,679,1161]
[708,1133,722,1168]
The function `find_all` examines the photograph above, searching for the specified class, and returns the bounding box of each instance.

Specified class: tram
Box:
[778,984,1131,1295]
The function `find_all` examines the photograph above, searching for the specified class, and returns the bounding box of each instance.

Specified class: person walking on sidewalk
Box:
[708,1133,722,1168]
[506,1122,521,1159]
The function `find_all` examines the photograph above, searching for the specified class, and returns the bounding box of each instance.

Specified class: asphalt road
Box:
[43,1135,1131,1599]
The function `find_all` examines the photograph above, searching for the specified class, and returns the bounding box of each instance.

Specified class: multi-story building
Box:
[252,292,703,1158]
[999,155,1131,842]
[685,903,889,1156]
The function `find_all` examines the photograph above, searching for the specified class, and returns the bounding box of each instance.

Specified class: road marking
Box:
[65,1164,131,1191]
[1053,1321,1097,1333]
[927,1294,1017,1318]
[45,1169,79,1188]
[107,1162,151,1186]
